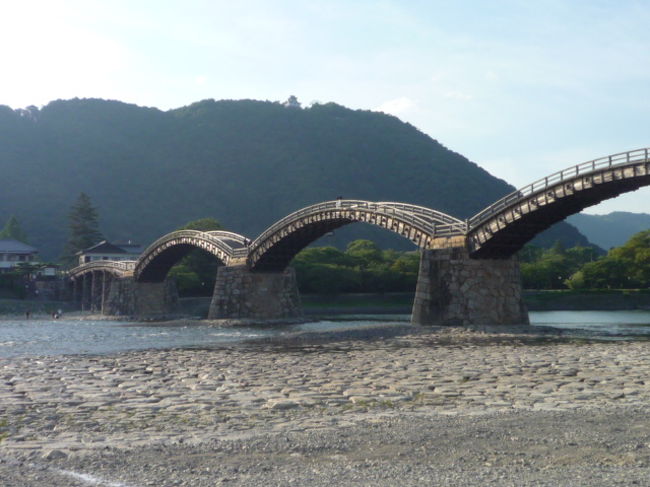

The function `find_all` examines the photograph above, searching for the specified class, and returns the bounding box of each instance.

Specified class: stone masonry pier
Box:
[70,272,178,317]
[207,266,302,320]
[411,242,529,326]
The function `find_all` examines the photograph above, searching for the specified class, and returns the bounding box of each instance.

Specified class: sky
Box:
[2,0,649,214]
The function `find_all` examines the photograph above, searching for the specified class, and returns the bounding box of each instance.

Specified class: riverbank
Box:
[303,290,650,313]
[0,299,75,317]
[524,289,650,310]
[2,327,650,485]
[3,289,650,322]
[180,291,650,317]
[302,289,650,316]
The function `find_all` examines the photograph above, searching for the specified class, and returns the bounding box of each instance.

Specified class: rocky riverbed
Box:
[2,327,650,485]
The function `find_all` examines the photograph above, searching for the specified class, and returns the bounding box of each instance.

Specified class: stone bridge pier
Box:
[103,278,178,317]
[70,243,528,326]
[206,239,527,325]
[71,272,178,317]
[411,238,529,326]
[207,265,302,320]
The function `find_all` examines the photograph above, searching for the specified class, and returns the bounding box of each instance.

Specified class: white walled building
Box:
[0,239,39,272]
[77,240,143,265]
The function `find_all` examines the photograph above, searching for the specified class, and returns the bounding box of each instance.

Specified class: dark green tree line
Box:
[520,243,600,289]
[168,218,223,296]
[521,230,650,290]
[293,240,419,294]
[0,216,29,243]
[566,230,650,289]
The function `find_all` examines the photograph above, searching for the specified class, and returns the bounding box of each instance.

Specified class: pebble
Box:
[42,449,68,461]
[1,327,650,462]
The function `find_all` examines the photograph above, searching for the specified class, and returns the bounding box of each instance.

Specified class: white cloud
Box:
[444,90,473,101]
[484,70,499,81]
[374,96,415,116]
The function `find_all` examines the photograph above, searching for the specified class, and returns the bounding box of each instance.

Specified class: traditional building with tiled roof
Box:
[77,240,143,265]
[0,239,39,272]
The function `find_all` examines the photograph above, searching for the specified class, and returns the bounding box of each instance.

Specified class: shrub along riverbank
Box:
[2,290,648,320]
[523,289,650,311]
[172,290,650,319]
[301,291,650,314]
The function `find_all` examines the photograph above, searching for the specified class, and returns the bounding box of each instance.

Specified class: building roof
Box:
[0,239,38,253]
[114,242,145,254]
[77,240,128,255]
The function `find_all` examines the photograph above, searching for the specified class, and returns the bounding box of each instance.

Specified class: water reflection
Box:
[530,310,650,337]
[1,310,650,358]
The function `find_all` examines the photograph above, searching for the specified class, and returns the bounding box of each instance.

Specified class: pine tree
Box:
[61,193,104,266]
[0,215,29,243]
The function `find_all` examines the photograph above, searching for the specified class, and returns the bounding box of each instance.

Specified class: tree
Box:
[292,240,419,294]
[0,215,28,243]
[293,246,354,267]
[345,240,383,269]
[566,258,630,290]
[168,217,223,296]
[177,217,223,232]
[61,193,103,266]
[566,230,650,289]
[520,243,602,289]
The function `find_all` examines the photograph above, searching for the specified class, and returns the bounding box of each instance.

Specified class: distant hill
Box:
[568,212,650,250]
[0,98,589,259]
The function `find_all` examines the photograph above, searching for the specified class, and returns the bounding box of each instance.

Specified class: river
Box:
[1,310,650,358]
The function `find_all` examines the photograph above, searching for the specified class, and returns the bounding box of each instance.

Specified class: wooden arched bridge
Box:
[69,148,650,325]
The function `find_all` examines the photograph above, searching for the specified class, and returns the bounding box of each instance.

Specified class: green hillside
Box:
[568,212,650,250]
[0,98,588,259]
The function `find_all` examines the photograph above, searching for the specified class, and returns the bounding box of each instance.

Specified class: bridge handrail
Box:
[468,148,650,229]
[204,230,249,246]
[250,200,464,250]
[251,200,379,248]
[375,202,465,225]
[353,202,452,236]
[376,202,467,235]
[68,260,136,277]
[139,230,237,262]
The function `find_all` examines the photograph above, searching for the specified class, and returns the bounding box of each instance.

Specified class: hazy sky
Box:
[2,0,649,214]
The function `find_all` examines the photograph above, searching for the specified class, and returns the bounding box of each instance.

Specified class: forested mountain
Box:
[568,212,650,250]
[0,98,588,259]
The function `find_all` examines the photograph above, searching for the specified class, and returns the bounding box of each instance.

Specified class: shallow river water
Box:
[1,310,650,358]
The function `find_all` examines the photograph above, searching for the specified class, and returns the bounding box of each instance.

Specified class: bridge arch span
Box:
[247,200,465,271]
[134,230,249,282]
[68,260,136,280]
[468,148,650,258]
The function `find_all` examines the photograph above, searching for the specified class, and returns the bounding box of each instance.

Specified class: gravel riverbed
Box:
[2,327,650,486]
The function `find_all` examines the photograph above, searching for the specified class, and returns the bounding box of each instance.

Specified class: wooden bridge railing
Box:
[68,260,136,278]
[250,199,466,252]
[138,229,246,263]
[468,148,650,230]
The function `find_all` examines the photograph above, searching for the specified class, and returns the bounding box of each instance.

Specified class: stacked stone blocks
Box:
[208,265,302,320]
[412,245,529,326]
